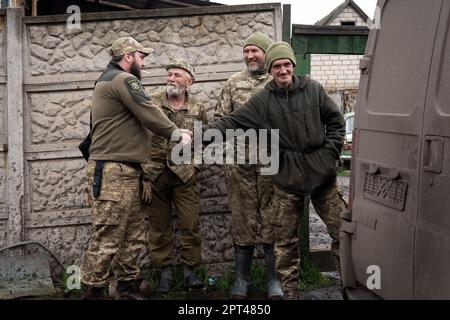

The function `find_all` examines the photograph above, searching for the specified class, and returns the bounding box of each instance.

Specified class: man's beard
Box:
[246,59,264,72]
[166,84,186,97]
[130,61,142,80]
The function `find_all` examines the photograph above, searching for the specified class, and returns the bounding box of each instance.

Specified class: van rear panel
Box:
[347,0,444,299]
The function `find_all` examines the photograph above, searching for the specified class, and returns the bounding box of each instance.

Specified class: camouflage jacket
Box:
[215,69,272,117]
[142,91,208,183]
[215,69,272,169]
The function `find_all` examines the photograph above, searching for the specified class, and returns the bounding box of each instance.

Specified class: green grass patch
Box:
[140,259,334,298]
[337,167,351,177]
[298,259,332,290]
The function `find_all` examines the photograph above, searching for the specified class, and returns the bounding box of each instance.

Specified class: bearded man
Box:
[81,37,192,300]
[142,58,208,294]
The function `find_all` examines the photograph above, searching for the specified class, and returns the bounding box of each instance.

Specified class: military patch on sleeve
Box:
[124,77,149,104]
[127,79,141,91]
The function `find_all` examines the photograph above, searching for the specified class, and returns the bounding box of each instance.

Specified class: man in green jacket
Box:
[202,42,346,299]
[80,37,192,300]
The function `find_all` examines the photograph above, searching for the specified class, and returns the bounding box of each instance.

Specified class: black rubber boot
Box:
[183,265,204,290]
[157,266,173,294]
[116,279,147,300]
[264,244,284,300]
[230,245,254,299]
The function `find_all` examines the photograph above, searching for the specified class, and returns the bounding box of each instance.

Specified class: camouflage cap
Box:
[165,58,195,80]
[110,36,153,57]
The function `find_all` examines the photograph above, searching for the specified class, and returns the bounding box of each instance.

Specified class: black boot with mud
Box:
[230,245,253,299]
[182,265,204,291]
[115,279,147,300]
[157,266,173,294]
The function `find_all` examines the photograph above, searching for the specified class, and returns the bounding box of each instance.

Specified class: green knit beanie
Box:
[244,32,272,53]
[265,41,297,72]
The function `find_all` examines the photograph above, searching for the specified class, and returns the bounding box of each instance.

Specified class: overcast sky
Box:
[216,0,378,25]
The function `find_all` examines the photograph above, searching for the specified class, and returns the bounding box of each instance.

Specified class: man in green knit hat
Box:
[204,42,347,299]
[215,32,283,300]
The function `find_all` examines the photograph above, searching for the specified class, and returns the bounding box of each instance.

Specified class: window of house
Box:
[341,21,356,26]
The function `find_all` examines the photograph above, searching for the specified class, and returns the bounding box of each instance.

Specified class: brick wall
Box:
[311,54,363,89]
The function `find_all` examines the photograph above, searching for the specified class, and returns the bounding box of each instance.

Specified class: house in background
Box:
[312,0,369,90]
[293,0,371,113]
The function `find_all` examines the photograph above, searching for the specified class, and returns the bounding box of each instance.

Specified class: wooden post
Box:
[282,4,291,43]
[32,0,38,16]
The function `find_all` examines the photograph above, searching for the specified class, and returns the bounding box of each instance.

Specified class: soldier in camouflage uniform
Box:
[80,37,191,300]
[215,32,283,300]
[203,42,347,300]
[142,58,207,294]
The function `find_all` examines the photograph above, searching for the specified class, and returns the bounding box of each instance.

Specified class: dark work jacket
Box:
[204,75,345,195]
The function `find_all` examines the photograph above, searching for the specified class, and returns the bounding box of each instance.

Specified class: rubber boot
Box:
[230,245,254,299]
[157,266,173,294]
[264,244,284,300]
[116,279,147,300]
[183,265,204,290]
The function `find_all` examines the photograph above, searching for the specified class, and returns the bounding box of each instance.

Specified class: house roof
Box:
[315,0,369,26]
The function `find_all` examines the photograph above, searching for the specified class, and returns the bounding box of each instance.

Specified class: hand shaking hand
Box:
[171,128,193,145]
[178,129,193,145]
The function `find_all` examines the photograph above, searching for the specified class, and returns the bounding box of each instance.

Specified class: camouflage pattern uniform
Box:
[82,161,147,286]
[272,181,347,292]
[215,69,274,246]
[142,91,208,268]
[80,37,177,289]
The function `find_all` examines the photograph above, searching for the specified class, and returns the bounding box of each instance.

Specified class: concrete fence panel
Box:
[2,4,282,269]
[0,10,6,248]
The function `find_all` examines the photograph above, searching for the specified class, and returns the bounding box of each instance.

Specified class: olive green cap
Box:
[265,41,297,72]
[243,32,272,53]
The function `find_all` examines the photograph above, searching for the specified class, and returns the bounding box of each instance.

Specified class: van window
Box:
[366,1,440,115]
[437,21,450,115]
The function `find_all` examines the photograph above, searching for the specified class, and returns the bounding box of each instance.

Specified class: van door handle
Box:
[359,57,370,75]
[424,136,443,174]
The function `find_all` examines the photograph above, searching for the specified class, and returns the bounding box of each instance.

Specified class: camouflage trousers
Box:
[272,181,347,292]
[146,167,201,268]
[224,164,275,246]
[80,160,146,286]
